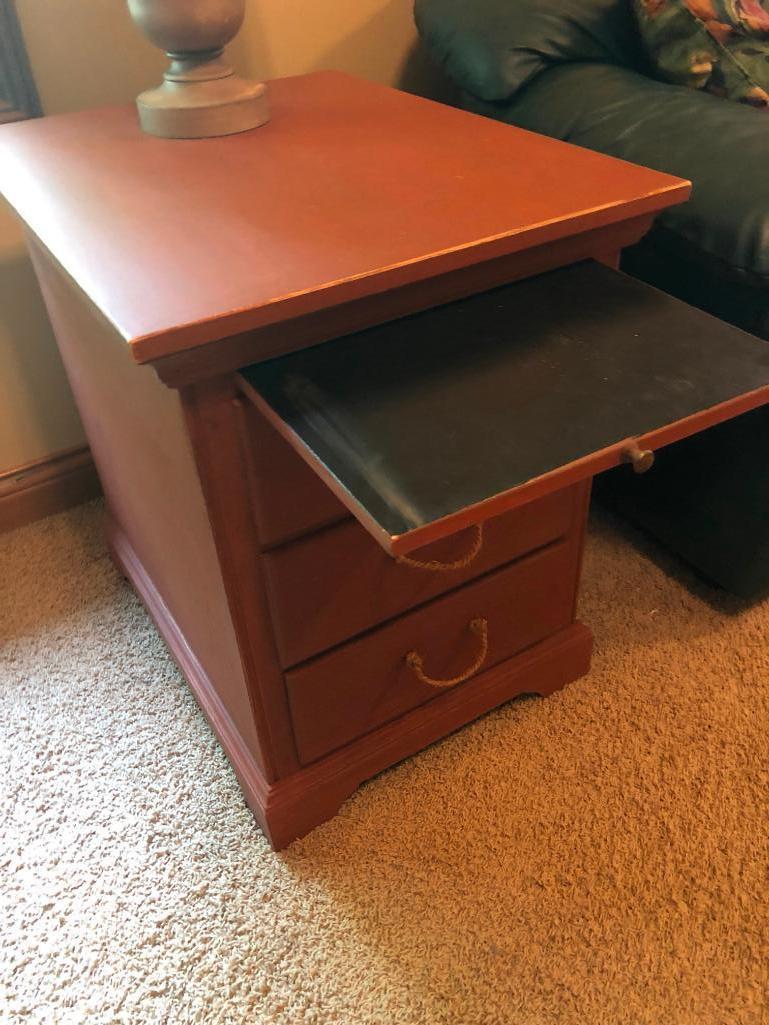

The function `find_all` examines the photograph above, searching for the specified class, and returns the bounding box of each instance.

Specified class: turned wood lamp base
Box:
[128,0,270,139]
[137,73,269,139]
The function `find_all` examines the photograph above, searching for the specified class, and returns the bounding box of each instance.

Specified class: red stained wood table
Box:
[2,72,765,849]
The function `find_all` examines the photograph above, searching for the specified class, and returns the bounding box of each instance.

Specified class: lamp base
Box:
[136,55,270,139]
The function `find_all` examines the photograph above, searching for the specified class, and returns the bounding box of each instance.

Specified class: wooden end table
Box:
[2,73,767,848]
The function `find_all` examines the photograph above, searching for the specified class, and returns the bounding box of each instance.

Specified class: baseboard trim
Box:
[0,445,102,533]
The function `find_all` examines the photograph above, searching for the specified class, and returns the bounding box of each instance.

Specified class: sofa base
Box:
[596,403,769,600]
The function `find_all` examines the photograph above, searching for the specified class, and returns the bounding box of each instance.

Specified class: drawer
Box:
[240,402,347,548]
[285,538,578,764]
[264,484,580,667]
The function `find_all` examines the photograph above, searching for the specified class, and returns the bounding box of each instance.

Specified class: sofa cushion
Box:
[414,0,647,102]
[634,0,769,108]
[465,62,769,283]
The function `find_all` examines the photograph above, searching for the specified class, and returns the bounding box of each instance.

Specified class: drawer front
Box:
[241,403,348,548]
[285,538,578,765]
[264,485,579,668]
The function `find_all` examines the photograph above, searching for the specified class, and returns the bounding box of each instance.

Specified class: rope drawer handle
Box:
[396,523,484,572]
[405,617,489,689]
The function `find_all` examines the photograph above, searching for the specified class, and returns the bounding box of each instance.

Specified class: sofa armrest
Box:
[469,62,769,281]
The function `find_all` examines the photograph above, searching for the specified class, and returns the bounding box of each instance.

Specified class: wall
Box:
[1,0,447,472]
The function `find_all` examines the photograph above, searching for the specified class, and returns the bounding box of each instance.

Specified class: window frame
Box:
[0,0,41,123]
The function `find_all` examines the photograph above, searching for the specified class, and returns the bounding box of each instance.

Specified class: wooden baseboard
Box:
[0,445,102,533]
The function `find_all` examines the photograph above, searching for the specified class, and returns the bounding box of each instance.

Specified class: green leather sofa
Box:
[415,0,769,597]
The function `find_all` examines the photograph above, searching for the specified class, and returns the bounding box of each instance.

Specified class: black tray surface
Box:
[242,261,769,541]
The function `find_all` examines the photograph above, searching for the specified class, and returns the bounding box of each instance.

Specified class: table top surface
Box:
[0,71,688,364]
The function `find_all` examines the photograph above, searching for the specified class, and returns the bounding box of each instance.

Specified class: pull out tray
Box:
[238,261,769,556]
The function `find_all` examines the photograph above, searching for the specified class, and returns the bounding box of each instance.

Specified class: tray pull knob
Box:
[621,444,655,474]
[405,617,489,689]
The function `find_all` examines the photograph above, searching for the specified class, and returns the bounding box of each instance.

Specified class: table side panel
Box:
[27,242,266,771]
[181,386,304,780]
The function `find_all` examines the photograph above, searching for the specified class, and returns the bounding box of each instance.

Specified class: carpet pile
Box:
[1,501,767,1024]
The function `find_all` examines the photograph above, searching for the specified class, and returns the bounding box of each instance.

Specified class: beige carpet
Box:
[1,501,767,1025]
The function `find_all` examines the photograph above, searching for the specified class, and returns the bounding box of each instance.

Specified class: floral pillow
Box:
[634,0,769,108]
